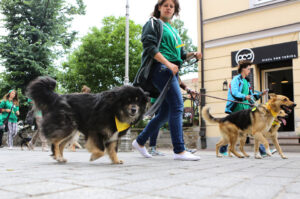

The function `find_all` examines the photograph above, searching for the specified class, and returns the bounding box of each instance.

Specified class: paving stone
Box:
[0,148,300,199]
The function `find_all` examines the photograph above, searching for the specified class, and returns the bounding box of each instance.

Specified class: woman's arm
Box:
[153,52,179,75]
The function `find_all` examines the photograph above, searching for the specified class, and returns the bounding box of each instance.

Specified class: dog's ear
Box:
[269,93,277,99]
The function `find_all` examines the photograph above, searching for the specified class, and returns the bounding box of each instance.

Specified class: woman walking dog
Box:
[132,0,202,161]
[220,60,274,157]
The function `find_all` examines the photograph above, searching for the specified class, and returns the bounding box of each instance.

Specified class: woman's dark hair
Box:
[152,0,180,18]
[238,60,252,74]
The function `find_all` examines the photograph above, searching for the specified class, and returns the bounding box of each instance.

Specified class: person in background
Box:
[222,60,275,157]
[28,99,49,151]
[0,89,20,149]
[0,108,4,148]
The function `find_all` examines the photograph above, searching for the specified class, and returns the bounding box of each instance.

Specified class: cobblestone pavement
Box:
[1,147,300,199]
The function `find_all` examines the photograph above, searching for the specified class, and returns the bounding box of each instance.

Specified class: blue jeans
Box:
[136,63,185,154]
[220,144,266,154]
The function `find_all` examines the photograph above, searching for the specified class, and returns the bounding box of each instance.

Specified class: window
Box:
[250,0,287,8]
[254,0,275,5]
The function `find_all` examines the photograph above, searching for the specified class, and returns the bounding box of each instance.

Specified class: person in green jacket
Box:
[0,89,20,149]
[0,109,4,148]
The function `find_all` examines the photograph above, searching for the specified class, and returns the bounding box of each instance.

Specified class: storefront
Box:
[197,0,300,149]
[231,41,298,131]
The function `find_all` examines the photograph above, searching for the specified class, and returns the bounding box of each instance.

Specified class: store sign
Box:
[235,48,255,64]
[231,41,298,67]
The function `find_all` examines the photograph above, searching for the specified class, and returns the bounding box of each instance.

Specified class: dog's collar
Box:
[115,116,131,132]
[272,121,280,126]
[266,103,278,118]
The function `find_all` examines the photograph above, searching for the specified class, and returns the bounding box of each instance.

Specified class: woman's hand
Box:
[193,52,202,60]
[245,95,251,101]
[16,111,20,116]
[6,109,11,113]
[187,88,197,99]
[167,62,179,76]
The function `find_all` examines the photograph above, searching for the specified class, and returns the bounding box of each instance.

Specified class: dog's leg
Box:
[254,132,272,157]
[271,135,287,159]
[216,138,227,158]
[239,134,250,158]
[106,141,123,164]
[86,137,105,161]
[53,141,66,163]
[254,138,262,159]
[229,134,244,158]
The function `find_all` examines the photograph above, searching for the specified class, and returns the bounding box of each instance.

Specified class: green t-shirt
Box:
[159,22,183,64]
[233,78,250,112]
[0,100,19,123]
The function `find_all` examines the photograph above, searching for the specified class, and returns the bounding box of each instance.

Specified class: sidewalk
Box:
[0,147,300,199]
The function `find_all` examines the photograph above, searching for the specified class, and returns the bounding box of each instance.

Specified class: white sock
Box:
[132,140,152,158]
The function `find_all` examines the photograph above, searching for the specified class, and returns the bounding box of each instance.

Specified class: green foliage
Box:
[59,16,143,93]
[172,19,198,75]
[0,0,86,93]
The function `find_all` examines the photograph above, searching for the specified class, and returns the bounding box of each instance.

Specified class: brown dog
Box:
[202,94,296,159]
[239,110,289,159]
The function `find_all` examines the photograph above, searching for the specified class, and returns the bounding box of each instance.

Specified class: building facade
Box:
[197,0,300,149]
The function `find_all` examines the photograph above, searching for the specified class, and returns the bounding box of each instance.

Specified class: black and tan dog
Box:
[202,94,296,159]
[238,110,289,159]
[18,124,32,150]
[26,76,148,164]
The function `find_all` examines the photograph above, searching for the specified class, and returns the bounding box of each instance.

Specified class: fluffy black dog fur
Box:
[26,76,148,164]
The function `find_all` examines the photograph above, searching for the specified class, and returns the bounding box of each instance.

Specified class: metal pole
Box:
[120,0,131,152]
[199,0,207,149]
[124,0,130,85]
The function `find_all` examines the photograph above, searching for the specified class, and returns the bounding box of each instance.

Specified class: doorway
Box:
[262,67,294,132]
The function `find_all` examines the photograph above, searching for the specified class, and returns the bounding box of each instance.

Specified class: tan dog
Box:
[239,110,288,159]
[202,94,296,159]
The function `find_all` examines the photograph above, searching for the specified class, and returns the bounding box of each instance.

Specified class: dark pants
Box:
[136,63,185,154]
[0,128,4,146]
[219,141,266,154]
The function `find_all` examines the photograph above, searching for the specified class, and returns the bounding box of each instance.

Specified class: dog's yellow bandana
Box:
[266,103,278,118]
[115,116,131,132]
[272,121,280,126]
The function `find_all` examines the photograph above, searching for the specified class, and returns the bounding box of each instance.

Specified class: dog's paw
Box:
[112,160,124,164]
[281,155,288,159]
[57,157,67,163]
[216,155,223,158]
[255,154,262,159]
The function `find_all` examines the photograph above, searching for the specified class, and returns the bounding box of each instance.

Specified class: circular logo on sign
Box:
[235,48,255,65]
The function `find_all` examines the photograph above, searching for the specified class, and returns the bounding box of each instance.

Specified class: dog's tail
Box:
[202,106,222,124]
[26,76,59,111]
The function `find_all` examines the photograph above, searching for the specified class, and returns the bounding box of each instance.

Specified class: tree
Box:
[172,19,198,75]
[0,0,86,93]
[59,16,143,93]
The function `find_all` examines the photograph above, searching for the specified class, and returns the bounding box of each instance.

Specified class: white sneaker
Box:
[132,140,152,158]
[8,146,13,150]
[174,151,200,161]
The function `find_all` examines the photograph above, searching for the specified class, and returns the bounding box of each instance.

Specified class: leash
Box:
[190,93,256,107]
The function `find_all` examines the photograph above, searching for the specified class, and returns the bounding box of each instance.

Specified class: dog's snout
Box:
[131,107,137,114]
[293,104,297,107]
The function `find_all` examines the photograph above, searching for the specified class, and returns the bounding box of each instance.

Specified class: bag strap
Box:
[3,102,14,123]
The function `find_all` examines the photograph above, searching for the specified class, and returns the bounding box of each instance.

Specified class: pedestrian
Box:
[28,99,49,151]
[222,60,275,157]
[0,108,4,148]
[132,0,202,161]
[0,89,20,149]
